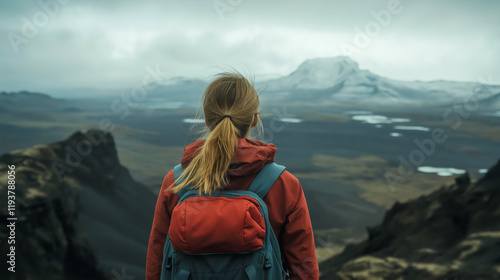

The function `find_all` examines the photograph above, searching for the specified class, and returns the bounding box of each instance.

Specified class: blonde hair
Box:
[169,71,262,195]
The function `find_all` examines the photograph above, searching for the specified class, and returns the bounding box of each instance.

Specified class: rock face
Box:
[0,129,157,280]
[320,159,500,279]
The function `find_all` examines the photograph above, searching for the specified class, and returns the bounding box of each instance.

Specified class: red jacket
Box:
[146,138,319,279]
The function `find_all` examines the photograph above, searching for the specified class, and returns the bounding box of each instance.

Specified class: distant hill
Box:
[0,91,52,99]
[0,91,64,111]
[320,159,500,279]
[0,90,115,112]
[0,129,157,280]
[44,78,207,104]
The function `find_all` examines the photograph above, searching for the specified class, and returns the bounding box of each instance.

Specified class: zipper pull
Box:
[165,257,172,270]
[264,257,272,269]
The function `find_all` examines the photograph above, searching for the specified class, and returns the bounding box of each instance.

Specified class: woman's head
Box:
[169,71,262,195]
[203,72,260,137]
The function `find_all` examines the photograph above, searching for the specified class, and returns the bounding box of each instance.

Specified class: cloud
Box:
[1,0,499,92]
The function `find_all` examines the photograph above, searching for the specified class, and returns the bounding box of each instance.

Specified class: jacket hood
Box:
[180,138,277,177]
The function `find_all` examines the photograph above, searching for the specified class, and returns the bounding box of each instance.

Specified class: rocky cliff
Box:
[320,159,500,279]
[0,129,157,280]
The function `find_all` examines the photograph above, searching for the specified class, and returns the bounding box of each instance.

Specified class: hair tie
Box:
[213,114,233,127]
[221,115,232,121]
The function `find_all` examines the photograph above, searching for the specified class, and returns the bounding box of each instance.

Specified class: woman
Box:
[146,72,319,279]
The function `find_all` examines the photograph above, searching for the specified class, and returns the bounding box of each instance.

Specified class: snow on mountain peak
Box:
[264,56,366,90]
[298,56,359,73]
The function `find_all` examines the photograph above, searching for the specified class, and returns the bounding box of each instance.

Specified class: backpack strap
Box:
[173,162,286,200]
[173,164,191,200]
[247,162,286,199]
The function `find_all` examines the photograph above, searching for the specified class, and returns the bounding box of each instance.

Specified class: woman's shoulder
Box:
[158,169,180,209]
[161,169,175,191]
[266,168,304,213]
[277,169,301,186]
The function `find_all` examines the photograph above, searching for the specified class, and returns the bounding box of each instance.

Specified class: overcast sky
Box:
[1,0,499,93]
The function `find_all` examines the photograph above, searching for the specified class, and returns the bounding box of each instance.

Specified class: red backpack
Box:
[160,162,289,279]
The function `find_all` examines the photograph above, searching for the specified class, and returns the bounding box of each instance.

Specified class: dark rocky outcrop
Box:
[0,129,157,280]
[320,159,500,279]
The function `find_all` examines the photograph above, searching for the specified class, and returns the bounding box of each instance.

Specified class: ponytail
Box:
[168,71,260,195]
[170,116,237,195]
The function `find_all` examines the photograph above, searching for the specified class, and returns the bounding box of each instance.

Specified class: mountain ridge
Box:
[319,159,500,279]
[0,129,157,280]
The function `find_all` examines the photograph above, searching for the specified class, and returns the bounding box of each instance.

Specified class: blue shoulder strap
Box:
[173,164,191,199]
[173,162,286,200]
[247,162,286,199]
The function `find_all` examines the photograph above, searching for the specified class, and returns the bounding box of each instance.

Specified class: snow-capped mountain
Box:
[260,56,500,108]
[263,56,364,90]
